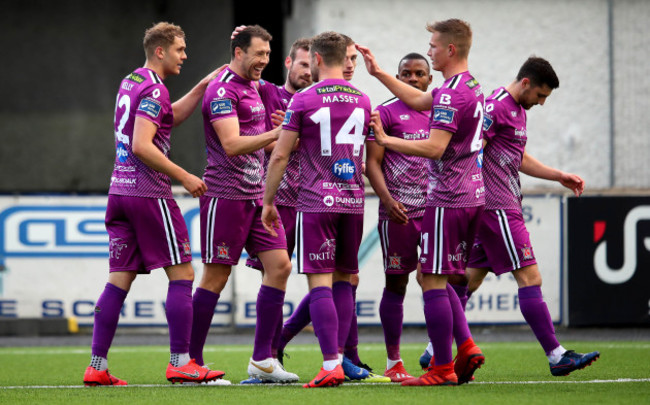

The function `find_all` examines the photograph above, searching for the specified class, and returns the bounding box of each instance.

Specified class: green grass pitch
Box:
[0,341,648,404]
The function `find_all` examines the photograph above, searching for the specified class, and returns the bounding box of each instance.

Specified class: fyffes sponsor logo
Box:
[116,142,129,163]
[332,159,356,180]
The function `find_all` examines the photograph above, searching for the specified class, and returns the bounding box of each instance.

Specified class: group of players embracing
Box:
[83,19,599,388]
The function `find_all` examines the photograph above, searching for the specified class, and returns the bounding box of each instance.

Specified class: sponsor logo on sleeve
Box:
[137,98,162,118]
[465,78,479,89]
[283,110,293,125]
[211,99,233,115]
[482,116,493,131]
[126,73,146,84]
[433,108,455,124]
[323,195,334,207]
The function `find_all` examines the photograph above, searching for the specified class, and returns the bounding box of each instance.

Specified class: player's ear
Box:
[234,46,244,60]
[154,46,165,60]
[285,55,292,70]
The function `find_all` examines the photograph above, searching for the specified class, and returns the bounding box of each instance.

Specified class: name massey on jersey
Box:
[321,94,360,104]
[317,85,362,104]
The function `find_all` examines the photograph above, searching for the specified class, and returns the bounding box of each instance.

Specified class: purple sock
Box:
[252,285,285,361]
[344,285,360,364]
[280,292,311,344]
[450,283,469,311]
[333,281,354,353]
[309,286,339,361]
[189,288,219,365]
[447,283,472,347]
[423,288,453,365]
[379,288,405,361]
[166,280,193,354]
[91,283,128,358]
[271,314,283,358]
[519,286,560,354]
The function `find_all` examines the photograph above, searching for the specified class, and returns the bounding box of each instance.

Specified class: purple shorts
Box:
[467,209,537,275]
[378,217,422,274]
[419,205,483,275]
[105,195,192,273]
[296,211,363,274]
[200,197,287,265]
[246,205,297,270]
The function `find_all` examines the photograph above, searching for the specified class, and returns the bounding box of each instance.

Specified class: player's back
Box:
[482,87,528,211]
[283,78,371,214]
[109,67,174,199]
[427,71,485,208]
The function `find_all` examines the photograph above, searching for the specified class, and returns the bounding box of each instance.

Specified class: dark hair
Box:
[230,25,272,57]
[426,18,472,59]
[516,56,560,89]
[310,31,347,66]
[143,22,185,59]
[289,38,311,61]
[398,52,430,71]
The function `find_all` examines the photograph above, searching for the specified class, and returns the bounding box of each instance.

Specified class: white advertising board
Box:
[0,194,562,327]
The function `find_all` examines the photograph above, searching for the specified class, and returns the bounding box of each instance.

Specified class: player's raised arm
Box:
[172,64,228,126]
[356,44,432,112]
[521,151,585,196]
[370,112,449,159]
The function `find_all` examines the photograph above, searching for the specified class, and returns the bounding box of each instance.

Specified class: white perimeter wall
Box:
[286,0,650,189]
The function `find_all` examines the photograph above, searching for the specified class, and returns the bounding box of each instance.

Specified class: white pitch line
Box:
[1,378,649,389]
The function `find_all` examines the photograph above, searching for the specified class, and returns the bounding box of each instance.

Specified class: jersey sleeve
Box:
[429,87,463,134]
[135,83,170,127]
[205,82,240,123]
[282,92,304,134]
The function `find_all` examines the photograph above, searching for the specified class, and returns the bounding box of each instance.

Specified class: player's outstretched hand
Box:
[182,173,207,198]
[355,44,381,76]
[231,25,247,39]
[384,197,409,225]
[261,204,281,237]
[271,110,286,128]
[559,172,585,197]
[369,111,389,147]
[202,64,228,85]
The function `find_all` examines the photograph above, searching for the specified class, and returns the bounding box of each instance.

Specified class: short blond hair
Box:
[426,19,472,59]
[143,22,185,59]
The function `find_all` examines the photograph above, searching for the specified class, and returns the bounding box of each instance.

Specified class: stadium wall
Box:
[286,0,650,190]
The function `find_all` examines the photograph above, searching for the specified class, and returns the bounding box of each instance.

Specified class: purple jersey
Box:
[258,80,300,207]
[283,79,372,214]
[427,71,485,208]
[202,67,267,200]
[371,97,430,220]
[109,68,174,198]
[482,87,527,211]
